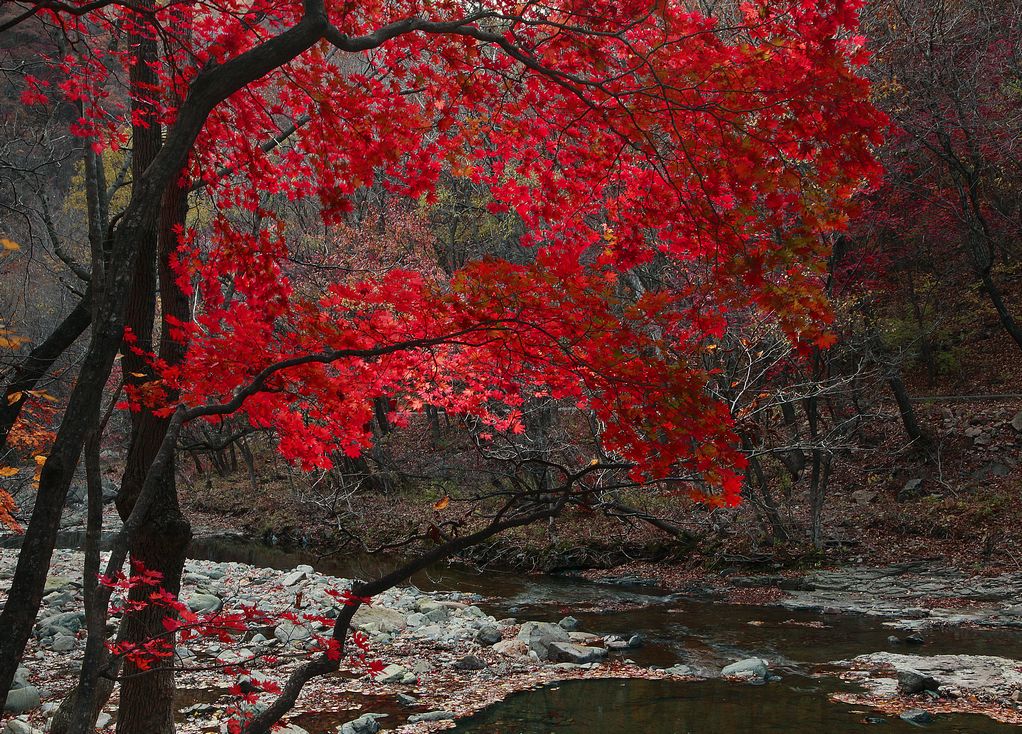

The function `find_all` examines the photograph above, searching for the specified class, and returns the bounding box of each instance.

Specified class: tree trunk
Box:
[980,270,1022,351]
[0,292,91,451]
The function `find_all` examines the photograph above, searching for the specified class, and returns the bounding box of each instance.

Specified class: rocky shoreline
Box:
[4,547,1022,733]
[1,548,692,734]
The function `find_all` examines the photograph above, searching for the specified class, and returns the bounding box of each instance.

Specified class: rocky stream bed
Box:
[3,540,1022,733]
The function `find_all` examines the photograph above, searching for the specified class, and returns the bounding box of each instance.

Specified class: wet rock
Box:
[396,693,417,706]
[517,621,570,658]
[452,654,487,671]
[899,709,934,725]
[558,616,581,631]
[904,633,925,645]
[546,642,608,664]
[898,670,940,695]
[4,685,41,714]
[605,634,643,650]
[338,713,387,734]
[407,711,456,724]
[475,624,502,646]
[721,657,769,680]
[887,636,902,645]
[663,664,696,676]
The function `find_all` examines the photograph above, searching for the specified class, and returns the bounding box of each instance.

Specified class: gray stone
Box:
[36,611,83,635]
[452,654,487,671]
[475,624,502,645]
[101,478,119,503]
[273,621,312,644]
[558,616,581,631]
[407,711,456,724]
[898,478,924,502]
[281,570,307,587]
[50,634,76,652]
[898,670,940,695]
[3,719,39,734]
[185,593,223,614]
[4,685,41,713]
[352,607,407,633]
[396,693,417,706]
[95,713,112,728]
[338,713,387,734]
[43,576,73,594]
[721,658,769,680]
[517,621,570,659]
[899,709,934,725]
[374,664,409,683]
[546,642,608,664]
[493,639,530,658]
[1012,412,1022,432]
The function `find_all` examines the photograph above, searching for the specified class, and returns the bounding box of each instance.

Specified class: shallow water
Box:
[24,531,1022,732]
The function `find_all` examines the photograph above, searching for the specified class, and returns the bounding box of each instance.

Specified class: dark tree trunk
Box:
[980,270,1022,351]
[887,372,930,448]
[0,293,91,451]
[114,162,193,734]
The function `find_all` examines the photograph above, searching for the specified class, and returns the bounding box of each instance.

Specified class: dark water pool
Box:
[454,677,1020,733]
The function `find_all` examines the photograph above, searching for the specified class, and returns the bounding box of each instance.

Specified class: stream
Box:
[190,535,1022,733]
[30,532,1022,732]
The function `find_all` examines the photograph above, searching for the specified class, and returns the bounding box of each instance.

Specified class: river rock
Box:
[186,592,223,614]
[899,709,934,725]
[517,621,570,658]
[721,658,769,680]
[493,639,530,658]
[558,616,581,631]
[452,654,487,671]
[338,713,387,734]
[274,621,312,644]
[43,576,73,594]
[3,719,40,734]
[50,634,76,652]
[281,570,307,587]
[407,711,456,724]
[4,685,41,713]
[475,624,502,645]
[352,607,407,633]
[546,642,608,664]
[374,664,409,683]
[898,670,941,695]
[36,611,83,635]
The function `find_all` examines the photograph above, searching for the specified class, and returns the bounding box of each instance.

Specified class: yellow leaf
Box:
[34,455,46,465]
[0,336,29,349]
[589,458,599,466]
[0,467,19,477]
[7,391,23,405]
[433,496,450,511]
[129,372,147,378]
[0,238,20,251]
